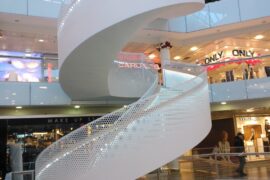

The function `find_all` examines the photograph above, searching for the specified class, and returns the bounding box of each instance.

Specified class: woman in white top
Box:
[218,130,231,162]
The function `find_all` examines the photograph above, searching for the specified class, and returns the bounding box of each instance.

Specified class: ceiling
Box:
[0,12,57,54]
[124,16,270,64]
[0,12,270,65]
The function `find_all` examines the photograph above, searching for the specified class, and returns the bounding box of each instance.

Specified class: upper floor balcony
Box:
[1,0,270,32]
[0,50,270,107]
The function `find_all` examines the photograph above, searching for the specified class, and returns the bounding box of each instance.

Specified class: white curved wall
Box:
[35,62,211,180]
[58,0,204,101]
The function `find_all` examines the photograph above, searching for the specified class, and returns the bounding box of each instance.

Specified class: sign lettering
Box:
[205,49,256,64]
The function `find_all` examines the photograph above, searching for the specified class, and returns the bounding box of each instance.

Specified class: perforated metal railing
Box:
[35,62,210,180]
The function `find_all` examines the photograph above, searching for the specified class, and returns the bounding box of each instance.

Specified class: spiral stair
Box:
[35,0,212,179]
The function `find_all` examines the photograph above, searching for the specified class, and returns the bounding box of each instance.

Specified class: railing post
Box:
[214,153,219,178]
[31,170,35,180]
[156,168,160,180]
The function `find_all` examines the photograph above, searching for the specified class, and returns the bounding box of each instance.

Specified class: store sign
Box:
[116,61,160,70]
[117,52,144,62]
[205,51,224,64]
[47,116,101,124]
[115,52,160,70]
[239,117,257,121]
[205,49,256,64]
[232,49,255,57]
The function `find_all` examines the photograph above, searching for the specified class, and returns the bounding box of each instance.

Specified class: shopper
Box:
[249,67,254,79]
[218,130,231,162]
[243,69,249,80]
[234,132,247,177]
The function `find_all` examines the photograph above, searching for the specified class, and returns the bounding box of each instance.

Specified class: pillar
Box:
[158,41,172,87]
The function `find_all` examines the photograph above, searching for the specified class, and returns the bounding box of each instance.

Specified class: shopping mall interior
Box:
[1,0,270,179]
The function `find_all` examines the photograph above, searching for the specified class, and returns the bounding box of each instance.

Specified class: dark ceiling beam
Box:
[205,0,220,3]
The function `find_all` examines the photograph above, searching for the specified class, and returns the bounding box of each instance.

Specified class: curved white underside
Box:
[58,0,204,100]
[36,62,211,180]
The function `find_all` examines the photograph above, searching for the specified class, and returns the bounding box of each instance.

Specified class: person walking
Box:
[234,132,247,177]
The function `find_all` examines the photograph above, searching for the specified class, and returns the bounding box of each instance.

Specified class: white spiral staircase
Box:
[35,0,212,180]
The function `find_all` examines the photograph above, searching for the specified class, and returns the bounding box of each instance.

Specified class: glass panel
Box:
[28,0,63,18]
[211,81,247,102]
[247,78,270,99]
[209,0,240,27]
[0,82,30,106]
[186,5,210,32]
[0,0,27,15]
[239,0,270,21]
[30,83,71,105]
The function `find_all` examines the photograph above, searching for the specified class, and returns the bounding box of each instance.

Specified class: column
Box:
[157,41,172,87]
[158,42,179,171]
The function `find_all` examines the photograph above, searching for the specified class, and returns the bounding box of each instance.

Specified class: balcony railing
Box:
[0,82,71,106]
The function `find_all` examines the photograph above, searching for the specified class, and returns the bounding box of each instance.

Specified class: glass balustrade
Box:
[0,0,64,18]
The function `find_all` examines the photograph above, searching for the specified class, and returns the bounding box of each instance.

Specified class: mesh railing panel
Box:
[35,62,211,180]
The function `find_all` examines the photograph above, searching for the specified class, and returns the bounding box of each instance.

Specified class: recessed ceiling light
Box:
[246,108,255,112]
[254,34,264,40]
[16,106,22,109]
[190,46,198,51]
[25,53,32,57]
[265,49,269,52]
[39,86,48,89]
[224,46,229,49]
[148,54,156,59]
[74,105,80,109]
[221,102,227,105]
[250,48,254,50]
[174,56,181,60]
[38,39,44,42]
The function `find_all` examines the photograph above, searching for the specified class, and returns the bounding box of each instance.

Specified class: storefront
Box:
[235,115,270,161]
[1,115,103,178]
[199,48,270,84]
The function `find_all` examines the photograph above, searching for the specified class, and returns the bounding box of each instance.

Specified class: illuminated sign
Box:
[115,61,160,70]
[239,117,257,121]
[205,49,256,64]
[115,52,160,70]
[205,51,224,64]
[117,52,145,62]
